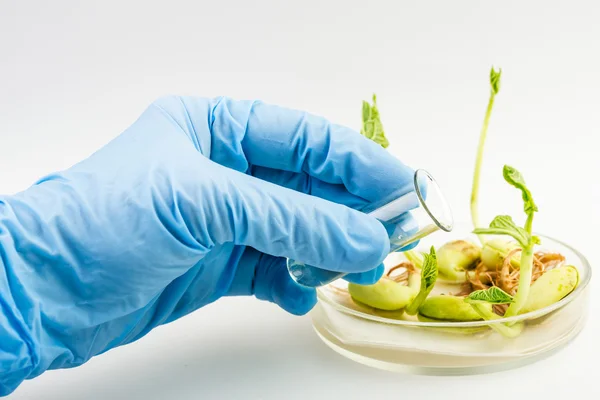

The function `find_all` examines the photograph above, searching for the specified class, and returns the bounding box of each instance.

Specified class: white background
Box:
[1,1,599,399]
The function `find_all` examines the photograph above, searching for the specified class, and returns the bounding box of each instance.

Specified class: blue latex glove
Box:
[0,96,415,395]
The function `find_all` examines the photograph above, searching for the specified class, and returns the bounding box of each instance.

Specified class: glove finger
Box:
[169,96,417,208]
[241,100,416,205]
[343,263,385,285]
[250,166,423,254]
[250,165,369,210]
[252,253,317,316]
[183,158,389,274]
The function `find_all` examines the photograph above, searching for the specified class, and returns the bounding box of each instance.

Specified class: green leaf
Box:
[362,100,371,123]
[371,93,379,112]
[405,246,437,315]
[489,215,530,243]
[464,287,514,305]
[490,67,502,95]
[421,246,438,289]
[472,215,530,247]
[503,165,538,215]
[489,215,518,230]
[362,121,375,138]
[360,93,389,148]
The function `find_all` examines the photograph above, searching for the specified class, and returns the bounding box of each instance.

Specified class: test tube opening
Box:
[414,169,454,233]
[286,169,453,288]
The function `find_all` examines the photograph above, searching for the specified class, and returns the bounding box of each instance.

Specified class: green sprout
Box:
[471,67,502,244]
[465,286,514,305]
[360,94,390,148]
[405,246,438,315]
[342,70,579,341]
[404,249,424,269]
[464,287,523,337]
[472,165,539,318]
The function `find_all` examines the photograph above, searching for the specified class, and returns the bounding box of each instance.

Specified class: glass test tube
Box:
[287,169,454,288]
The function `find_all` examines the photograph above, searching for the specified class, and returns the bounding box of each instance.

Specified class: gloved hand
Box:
[0,96,415,395]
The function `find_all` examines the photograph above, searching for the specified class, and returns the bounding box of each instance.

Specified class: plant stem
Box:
[524,213,534,234]
[404,250,424,269]
[405,289,429,315]
[471,92,496,245]
[471,303,524,338]
[503,246,534,318]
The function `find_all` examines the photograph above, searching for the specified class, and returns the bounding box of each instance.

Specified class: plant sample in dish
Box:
[343,67,581,339]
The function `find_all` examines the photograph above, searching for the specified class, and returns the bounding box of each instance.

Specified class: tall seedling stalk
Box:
[471,68,502,245]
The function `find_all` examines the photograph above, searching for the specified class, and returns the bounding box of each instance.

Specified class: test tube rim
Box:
[414,168,454,233]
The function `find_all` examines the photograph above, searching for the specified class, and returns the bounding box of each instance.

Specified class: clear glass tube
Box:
[287,169,454,288]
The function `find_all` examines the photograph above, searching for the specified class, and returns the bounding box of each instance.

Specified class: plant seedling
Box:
[405,246,438,315]
[471,166,540,318]
[471,67,502,244]
[360,94,389,148]
[344,72,579,340]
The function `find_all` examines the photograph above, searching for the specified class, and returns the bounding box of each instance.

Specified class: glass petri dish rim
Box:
[316,232,591,328]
